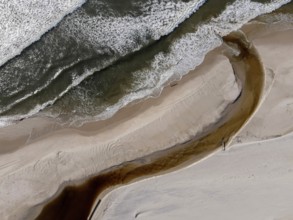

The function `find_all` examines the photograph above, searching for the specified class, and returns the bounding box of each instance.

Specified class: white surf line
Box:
[0,59,82,114]
[162,0,207,37]
[0,0,87,67]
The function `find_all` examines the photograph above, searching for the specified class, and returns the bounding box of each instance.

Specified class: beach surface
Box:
[0,23,293,219]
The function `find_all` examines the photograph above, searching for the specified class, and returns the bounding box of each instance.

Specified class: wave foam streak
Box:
[0,0,86,66]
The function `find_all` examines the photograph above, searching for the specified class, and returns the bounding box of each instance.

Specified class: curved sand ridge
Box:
[35,31,265,220]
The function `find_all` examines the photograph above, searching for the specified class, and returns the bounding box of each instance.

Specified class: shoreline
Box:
[0,23,293,220]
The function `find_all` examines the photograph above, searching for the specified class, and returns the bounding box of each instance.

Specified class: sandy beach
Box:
[0,22,293,220]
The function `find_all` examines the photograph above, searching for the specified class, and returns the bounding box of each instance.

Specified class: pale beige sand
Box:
[96,131,293,220]
[0,25,292,220]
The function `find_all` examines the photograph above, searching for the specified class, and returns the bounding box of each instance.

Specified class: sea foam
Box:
[61,0,207,57]
[0,0,86,67]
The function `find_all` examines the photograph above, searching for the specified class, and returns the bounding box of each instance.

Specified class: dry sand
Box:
[0,23,292,220]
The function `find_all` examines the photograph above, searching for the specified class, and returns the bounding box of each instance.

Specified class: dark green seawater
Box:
[0,0,291,127]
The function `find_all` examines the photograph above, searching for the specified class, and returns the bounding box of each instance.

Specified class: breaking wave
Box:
[0,0,86,66]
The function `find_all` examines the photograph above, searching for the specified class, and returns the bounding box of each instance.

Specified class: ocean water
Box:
[0,0,291,127]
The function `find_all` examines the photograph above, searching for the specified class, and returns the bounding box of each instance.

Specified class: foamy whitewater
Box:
[0,0,291,127]
[0,0,86,66]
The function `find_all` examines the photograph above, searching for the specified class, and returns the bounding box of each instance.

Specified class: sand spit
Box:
[34,31,265,220]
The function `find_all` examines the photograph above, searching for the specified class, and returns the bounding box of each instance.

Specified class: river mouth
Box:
[34,31,265,220]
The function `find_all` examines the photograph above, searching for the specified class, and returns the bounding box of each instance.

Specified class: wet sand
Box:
[35,31,265,220]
